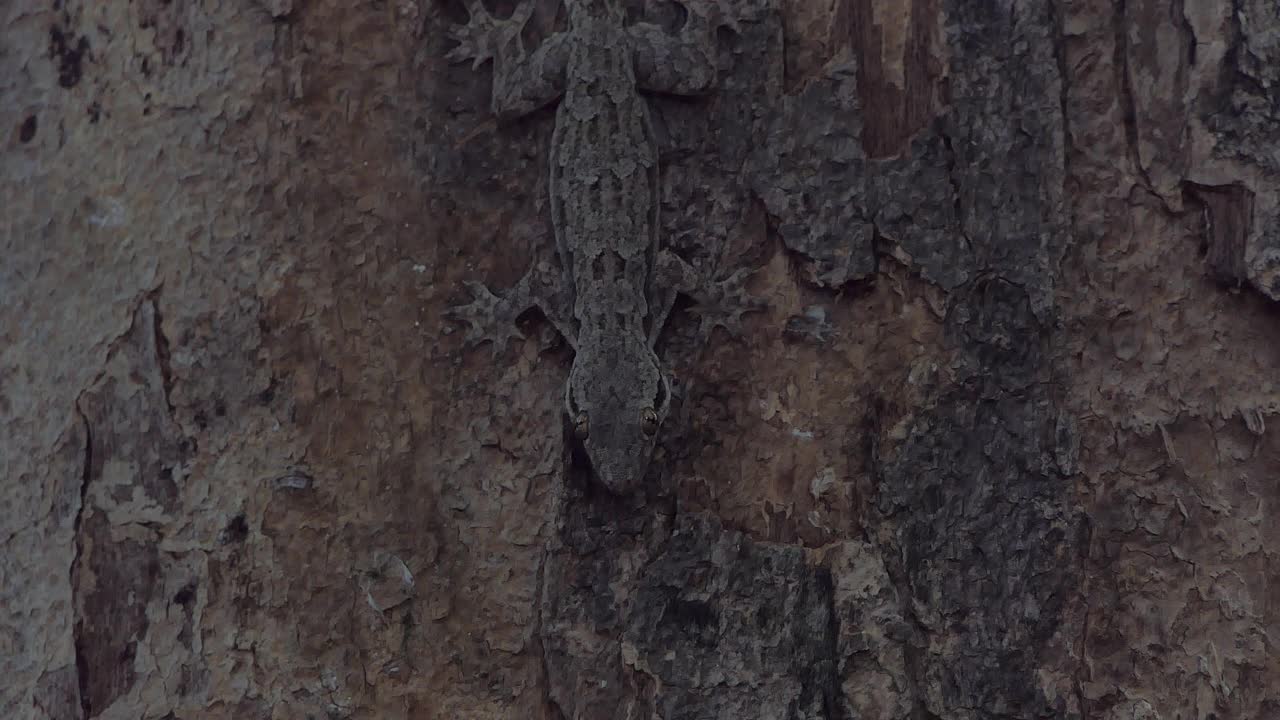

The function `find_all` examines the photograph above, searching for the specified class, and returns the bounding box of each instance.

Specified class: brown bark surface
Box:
[3,0,1278,718]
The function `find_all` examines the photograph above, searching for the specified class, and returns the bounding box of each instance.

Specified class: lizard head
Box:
[566,344,671,494]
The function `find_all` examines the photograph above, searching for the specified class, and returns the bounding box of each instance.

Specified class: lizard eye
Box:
[573,413,589,441]
[641,408,658,435]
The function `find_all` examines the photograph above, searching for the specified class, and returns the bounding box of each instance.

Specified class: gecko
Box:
[447,0,762,494]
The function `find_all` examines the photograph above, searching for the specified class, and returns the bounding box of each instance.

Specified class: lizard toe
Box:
[490,327,527,358]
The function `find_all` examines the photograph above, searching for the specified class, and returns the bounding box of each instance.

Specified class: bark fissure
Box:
[146,289,177,415]
[938,127,974,258]
[1112,0,1163,199]
[71,405,93,720]
[1051,0,1074,206]
[867,399,937,720]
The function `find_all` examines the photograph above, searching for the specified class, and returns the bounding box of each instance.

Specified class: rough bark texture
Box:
[2,0,1278,718]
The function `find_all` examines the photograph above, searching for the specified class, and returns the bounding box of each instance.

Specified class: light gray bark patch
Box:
[1116,0,1195,206]
[783,305,836,345]
[76,301,186,513]
[31,664,82,720]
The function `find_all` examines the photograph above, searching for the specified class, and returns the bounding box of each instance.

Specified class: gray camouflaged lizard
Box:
[447,0,762,494]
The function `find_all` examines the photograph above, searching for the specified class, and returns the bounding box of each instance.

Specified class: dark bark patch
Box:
[18,115,37,143]
[74,513,160,716]
[219,513,249,544]
[49,25,90,89]
[172,581,197,606]
[841,0,944,158]
[1186,182,1255,285]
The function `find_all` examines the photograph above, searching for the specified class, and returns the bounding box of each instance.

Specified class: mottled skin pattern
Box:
[448,0,757,493]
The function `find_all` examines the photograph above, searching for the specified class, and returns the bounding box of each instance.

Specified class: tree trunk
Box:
[3,0,1278,718]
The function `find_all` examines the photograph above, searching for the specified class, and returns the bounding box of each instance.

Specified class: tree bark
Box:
[3,0,1278,718]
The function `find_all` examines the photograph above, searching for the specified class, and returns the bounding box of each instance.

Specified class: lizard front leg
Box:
[630,0,740,96]
[447,0,569,120]
[648,250,766,346]
[449,260,578,356]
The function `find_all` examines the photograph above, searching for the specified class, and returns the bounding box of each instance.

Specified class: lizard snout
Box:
[581,419,653,494]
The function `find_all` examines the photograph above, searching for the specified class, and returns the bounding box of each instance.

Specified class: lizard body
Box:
[448,0,758,493]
